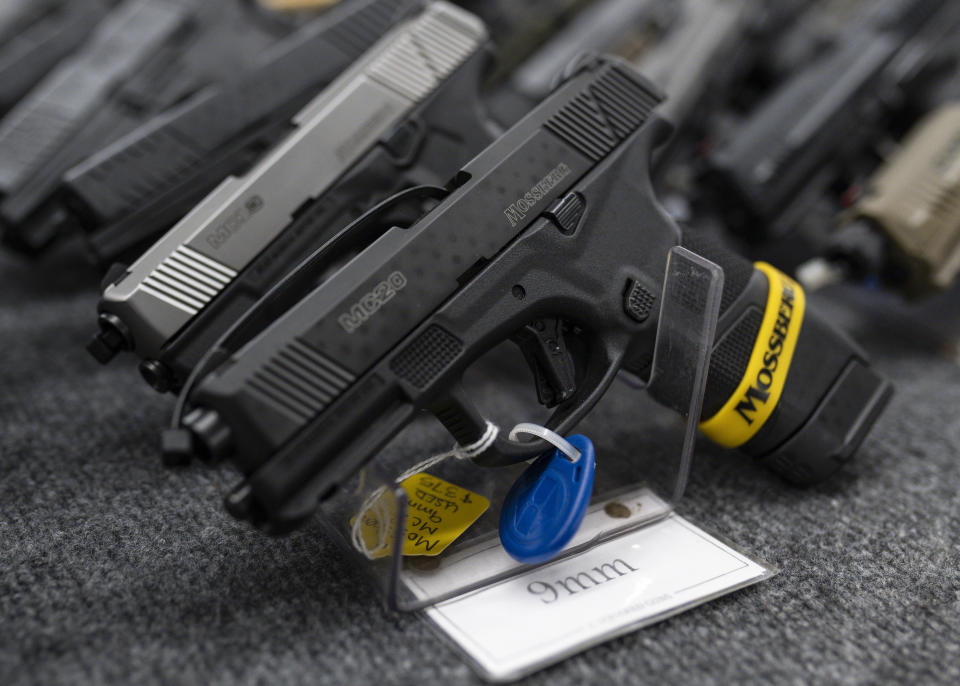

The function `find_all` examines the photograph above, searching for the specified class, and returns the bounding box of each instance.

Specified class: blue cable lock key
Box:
[499,429,595,565]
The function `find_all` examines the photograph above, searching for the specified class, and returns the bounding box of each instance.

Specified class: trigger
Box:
[514,318,577,408]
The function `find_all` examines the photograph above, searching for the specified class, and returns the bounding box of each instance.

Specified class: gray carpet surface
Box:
[2,246,959,686]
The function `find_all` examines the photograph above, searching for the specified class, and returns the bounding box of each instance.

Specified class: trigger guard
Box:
[472,338,627,468]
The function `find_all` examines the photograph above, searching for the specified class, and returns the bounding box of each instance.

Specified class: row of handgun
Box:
[1,0,957,532]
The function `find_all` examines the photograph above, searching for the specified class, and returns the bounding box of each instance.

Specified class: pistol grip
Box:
[684,231,892,484]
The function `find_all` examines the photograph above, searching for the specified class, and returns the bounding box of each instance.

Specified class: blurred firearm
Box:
[703,0,960,242]
[488,0,678,125]
[0,0,113,114]
[0,0,296,255]
[624,0,752,130]
[489,0,804,146]
[797,101,960,297]
[61,0,413,265]
[456,0,597,88]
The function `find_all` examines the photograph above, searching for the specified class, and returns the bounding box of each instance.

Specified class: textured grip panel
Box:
[248,339,355,421]
[702,309,763,418]
[680,229,764,418]
[680,230,753,314]
[544,65,661,161]
[68,125,204,221]
[390,325,462,388]
[624,280,655,322]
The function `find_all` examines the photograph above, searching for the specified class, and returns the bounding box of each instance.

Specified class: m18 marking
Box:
[338,271,407,333]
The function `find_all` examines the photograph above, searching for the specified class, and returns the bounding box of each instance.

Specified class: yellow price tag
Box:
[400,473,489,556]
[354,473,490,558]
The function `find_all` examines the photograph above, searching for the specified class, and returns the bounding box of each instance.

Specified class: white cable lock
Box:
[509,422,581,463]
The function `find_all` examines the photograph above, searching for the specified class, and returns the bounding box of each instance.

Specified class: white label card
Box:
[421,506,774,682]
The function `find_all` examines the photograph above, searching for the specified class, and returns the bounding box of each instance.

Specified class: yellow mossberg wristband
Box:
[699,262,806,448]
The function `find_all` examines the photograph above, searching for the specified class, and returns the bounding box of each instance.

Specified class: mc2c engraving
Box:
[338,271,408,334]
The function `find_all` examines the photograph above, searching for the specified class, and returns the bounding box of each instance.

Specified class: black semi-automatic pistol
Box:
[173,56,893,533]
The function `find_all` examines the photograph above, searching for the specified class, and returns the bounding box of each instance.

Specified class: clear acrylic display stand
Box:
[315,247,723,611]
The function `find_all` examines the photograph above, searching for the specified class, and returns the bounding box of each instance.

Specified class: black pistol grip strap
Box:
[679,230,766,423]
